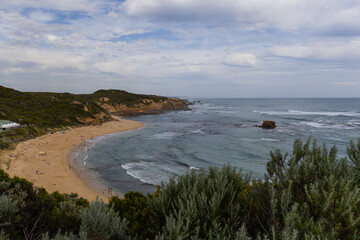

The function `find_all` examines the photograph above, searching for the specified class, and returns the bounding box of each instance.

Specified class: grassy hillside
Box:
[0,86,186,149]
[0,87,109,128]
[82,89,167,107]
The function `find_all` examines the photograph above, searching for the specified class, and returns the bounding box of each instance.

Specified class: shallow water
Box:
[72,98,360,194]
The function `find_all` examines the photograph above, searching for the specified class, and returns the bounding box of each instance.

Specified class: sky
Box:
[1,0,360,98]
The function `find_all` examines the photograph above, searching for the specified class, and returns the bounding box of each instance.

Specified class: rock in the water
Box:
[260,121,276,129]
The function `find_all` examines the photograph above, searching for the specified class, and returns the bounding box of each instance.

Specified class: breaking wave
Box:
[254,110,360,117]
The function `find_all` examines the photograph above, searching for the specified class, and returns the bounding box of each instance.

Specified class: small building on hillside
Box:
[0,120,21,131]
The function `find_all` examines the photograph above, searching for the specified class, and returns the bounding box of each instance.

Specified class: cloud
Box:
[271,40,360,61]
[315,5,360,36]
[26,9,56,23]
[120,0,240,23]
[94,60,143,76]
[225,53,257,67]
[331,81,360,86]
[4,0,99,12]
[0,0,360,97]
[0,46,89,74]
[120,0,360,35]
[46,34,59,42]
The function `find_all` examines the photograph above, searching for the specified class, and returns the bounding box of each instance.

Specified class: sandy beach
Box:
[0,116,144,202]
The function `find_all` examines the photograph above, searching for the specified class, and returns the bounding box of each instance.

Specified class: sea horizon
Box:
[180,97,360,100]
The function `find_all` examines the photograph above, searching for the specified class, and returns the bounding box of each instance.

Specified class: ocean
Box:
[71,98,360,195]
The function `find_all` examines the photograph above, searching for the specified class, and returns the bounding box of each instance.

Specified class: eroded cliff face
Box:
[76,111,111,125]
[72,97,189,124]
[97,97,189,116]
[69,100,112,125]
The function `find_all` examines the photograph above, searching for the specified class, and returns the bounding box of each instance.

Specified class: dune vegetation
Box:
[1,138,360,239]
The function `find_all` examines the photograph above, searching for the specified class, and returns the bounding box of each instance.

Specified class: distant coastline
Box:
[0,85,189,150]
[1,116,144,201]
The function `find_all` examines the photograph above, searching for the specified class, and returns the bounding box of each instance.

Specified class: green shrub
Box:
[0,230,9,240]
[0,170,10,182]
[79,199,128,240]
[0,142,9,149]
[0,181,27,239]
[0,192,20,227]
[150,164,251,239]
[109,190,160,239]
[0,169,89,239]
[50,201,82,235]
[41,232,79,240]
[260,138,360,239]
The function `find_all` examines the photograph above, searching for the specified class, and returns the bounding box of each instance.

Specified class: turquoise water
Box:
[72,99,360,194]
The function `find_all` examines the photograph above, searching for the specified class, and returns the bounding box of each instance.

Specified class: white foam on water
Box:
[260,138,280,142]
[254,110,360,117]
[240,138,280,142]
[149,131,178,140]
[240,138,258,142]
[190,166,200,170]
[298,121,353,129]
[190,103,224,114]
[121,162,144,170]
[348,121,360,126]
[215,110,239,114]
[191,129,204,134]
[122,161,188,185]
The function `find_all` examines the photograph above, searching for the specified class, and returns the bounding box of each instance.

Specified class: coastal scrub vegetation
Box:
[1,138,360,239]
[0,86,184,150]
[83,89,167,107]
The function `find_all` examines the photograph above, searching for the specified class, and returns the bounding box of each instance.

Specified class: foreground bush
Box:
[149,138,360,239]
[79,199,128,240]
[150,165,251,239]
[2,138,360,239]
[109,191,160,239]
[262,138,360,239]
[0,170,89,239]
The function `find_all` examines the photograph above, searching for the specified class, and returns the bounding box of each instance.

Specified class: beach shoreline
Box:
[0,116,144,202]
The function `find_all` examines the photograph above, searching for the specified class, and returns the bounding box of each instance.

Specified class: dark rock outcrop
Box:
[256,121,277,129]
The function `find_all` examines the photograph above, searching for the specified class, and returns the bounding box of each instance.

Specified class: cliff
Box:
[97,97,189,116]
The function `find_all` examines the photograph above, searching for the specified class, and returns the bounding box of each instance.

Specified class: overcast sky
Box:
[1,0,360,97]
